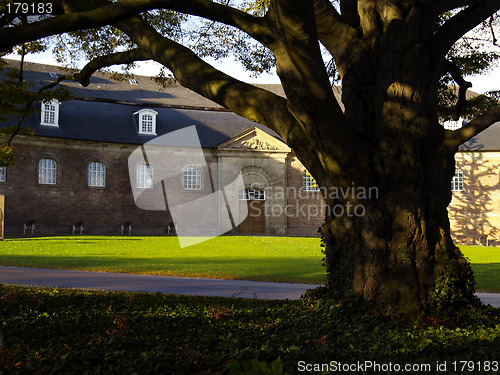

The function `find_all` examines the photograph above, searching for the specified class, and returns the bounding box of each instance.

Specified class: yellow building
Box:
[449,120,500,246]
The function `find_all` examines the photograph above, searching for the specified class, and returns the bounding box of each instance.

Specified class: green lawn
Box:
[0,236,499,291]
[460,246,500,292]
[0,236,326,284]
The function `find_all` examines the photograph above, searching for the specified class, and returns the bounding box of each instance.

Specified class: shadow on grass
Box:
[472,263,500,292]
[7,237,145,242]
[0,255,326,284]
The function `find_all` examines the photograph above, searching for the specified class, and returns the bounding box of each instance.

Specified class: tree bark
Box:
[322,179,478,320]
[320,64,480,320]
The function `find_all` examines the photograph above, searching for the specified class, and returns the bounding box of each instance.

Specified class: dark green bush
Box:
[0,284,499,374]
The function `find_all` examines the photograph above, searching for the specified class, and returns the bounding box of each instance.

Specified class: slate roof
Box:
[460,123,500,151]
[0,59,284,147]
[1,59,498,150]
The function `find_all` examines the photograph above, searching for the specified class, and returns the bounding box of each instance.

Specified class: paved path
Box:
[0,266,316,300]
[1,266,499,307]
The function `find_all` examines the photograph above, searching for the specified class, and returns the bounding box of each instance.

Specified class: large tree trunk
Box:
[322,189,478,320]
[321,83,479,320]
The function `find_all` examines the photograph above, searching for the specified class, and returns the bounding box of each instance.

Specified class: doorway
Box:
[238,188,266,234]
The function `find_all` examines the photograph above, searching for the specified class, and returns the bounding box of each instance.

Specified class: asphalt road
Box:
[0,266,316,300]
[1,265,499,307]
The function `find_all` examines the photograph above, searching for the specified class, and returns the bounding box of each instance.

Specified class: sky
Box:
[6,50,500,94]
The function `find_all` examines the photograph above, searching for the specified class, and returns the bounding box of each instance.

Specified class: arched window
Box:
[183,165,201,190]
[136,164,154,189]
[38,158,57,184]
[88,161,106,187]
[239,188,266,200]
[303,170,319,191]
[443,118,464,131]
[451,169,464,192]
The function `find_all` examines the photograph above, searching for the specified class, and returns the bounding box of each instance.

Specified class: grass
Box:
[0,285,499,374]
[0,237,499,291]
[0,236,326,284]
[0,241,499,374]
[460,246,500,292]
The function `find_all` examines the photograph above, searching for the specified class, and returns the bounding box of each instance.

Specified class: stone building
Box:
[449,122,500,245]
[0,60,498,245]
[0,60,325,236]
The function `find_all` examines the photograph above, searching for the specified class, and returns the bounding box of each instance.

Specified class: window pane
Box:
[239,188,265,200]
[303,170,319,191]
[136,164,154,188]
[44,104,55,124]
[183,166,201,190]
[38,158,57,184]
[0,167,6,182]
[88,162,106,187]
[451,169,464,191]
[141,114,153,133]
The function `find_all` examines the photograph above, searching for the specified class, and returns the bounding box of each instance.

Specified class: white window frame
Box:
[134,109,158,135]
[239,188,266,200]
[183,165,201,190]
[136,164,154,189]
[38,158,57,185]
[0,166,6,182]
[303,170,319,191]
[40,99,60,126]
[88,161,106,187]
[451,169,464,192]
[443,118,464,131]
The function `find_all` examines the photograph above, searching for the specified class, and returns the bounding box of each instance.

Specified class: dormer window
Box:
[40,99,60,126]
[134,109,158,135]
[443,118,464,130]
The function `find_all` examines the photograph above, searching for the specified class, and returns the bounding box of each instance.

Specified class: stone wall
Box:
[285,155,325,236]
[0,136,173,235]
[449,151,500,245]
[0,136,326,237]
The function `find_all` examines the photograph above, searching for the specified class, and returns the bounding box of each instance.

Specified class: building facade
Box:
[449,121,500,246]
[1,60,498,245]
[0,60,325,236]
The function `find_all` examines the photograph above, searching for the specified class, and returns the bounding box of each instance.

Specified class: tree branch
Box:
[433,0,481,15]
[490,15,499,46]
[0,0,273,54]
[113,14,334,186]
[313,0,366,78]
[339,0,360,27]
[443,105,500,149]
[113,16,293,136]
[430,1,500,64]
[75,49,149,86]
[444,60,472,121]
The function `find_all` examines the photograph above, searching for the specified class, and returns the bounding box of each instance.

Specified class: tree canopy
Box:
[0,1,499,175]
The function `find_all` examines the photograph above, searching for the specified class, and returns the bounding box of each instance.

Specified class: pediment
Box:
[217,127,291,152]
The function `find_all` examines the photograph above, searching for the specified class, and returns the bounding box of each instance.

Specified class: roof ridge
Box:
[72,96,232,112]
